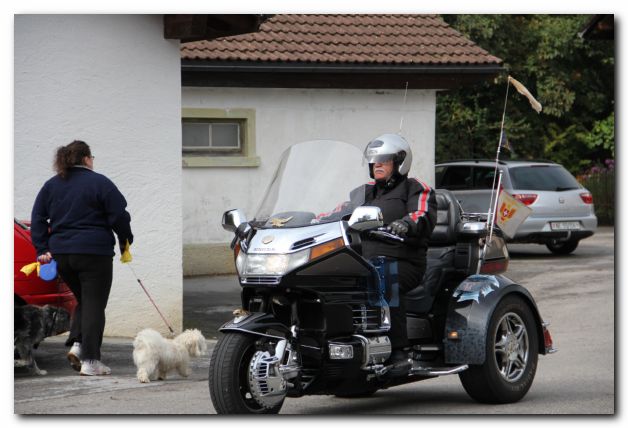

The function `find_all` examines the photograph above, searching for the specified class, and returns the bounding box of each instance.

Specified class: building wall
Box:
[14,15,183,337]
[181,87,436,275]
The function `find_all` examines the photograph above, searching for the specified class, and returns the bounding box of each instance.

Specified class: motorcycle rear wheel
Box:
[209,332,284,414]
[459,295,539,404]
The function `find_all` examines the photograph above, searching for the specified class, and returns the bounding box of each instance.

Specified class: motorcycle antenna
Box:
[477,77,510,274]
[477,75,542,274]
[398,81,409,134]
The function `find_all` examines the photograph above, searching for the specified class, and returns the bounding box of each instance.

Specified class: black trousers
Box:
[388,259,425,350]
[56,254,113,361]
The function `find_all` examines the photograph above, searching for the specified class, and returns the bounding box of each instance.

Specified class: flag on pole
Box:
[508,76,542,113]
[495,190,532,238]
[499,129,513,151]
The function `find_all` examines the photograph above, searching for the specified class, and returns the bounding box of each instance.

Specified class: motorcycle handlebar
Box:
[367,228,405,243]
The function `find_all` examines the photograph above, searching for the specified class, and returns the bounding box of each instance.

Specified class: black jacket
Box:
[351,176,437,267]
[31,167,133,257]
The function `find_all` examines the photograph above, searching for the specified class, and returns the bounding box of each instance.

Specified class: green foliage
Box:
[436,15,614,175]
[582,113,615,156]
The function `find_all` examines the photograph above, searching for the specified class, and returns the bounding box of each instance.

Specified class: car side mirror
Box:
[348,206,384,231]
[222,209,247,232]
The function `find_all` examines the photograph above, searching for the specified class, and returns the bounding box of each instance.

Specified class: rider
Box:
[359,133,437,374]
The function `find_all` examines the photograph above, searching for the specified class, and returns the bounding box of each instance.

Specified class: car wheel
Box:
[546,239,579,255]
[459,295,539,404]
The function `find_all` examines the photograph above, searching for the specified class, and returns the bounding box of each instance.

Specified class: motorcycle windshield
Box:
[253,140,370,228]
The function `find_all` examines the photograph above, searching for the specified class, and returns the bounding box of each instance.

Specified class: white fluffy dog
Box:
[133,328,207,383]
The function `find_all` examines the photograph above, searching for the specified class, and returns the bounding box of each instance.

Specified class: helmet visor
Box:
[364,153,396,164]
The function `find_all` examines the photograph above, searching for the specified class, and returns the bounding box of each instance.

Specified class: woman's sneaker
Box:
[80,359,111,376]
[67,342,82,372]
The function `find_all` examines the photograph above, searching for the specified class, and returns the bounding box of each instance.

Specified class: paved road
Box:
[14,227,616,414]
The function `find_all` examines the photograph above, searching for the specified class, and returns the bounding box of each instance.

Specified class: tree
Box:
[436,15,614,174]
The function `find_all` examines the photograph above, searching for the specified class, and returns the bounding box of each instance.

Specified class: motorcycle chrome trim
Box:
[409,364,469,377]
[241,276,282,285]
[248,350,287,409]
[412,344,442,352]
[222,209,247,232]
[461,221,487,232]
[246,222,345,255]
[299,344,321,351]
[348,206,384,231]
[381,306,391,330]
[353,335,391,368]
[493,312,529,383]
[277,340,301,380]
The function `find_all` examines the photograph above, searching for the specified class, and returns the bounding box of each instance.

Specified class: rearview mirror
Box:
[222,209,247,232]
[348,206,384,231]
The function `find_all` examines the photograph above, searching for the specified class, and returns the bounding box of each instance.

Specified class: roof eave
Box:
[181,60,502,74]
[181,60,503,90]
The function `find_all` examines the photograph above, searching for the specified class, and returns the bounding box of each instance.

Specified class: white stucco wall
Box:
[182,87,436,246]
[14,15,183,337]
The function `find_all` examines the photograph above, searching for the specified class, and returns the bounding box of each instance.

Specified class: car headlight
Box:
[237,249,311,276]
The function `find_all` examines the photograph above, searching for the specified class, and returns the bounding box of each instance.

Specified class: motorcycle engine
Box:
[248,350,287,409]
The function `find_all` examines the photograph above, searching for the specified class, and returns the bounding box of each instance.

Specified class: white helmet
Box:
[363,133,413,179]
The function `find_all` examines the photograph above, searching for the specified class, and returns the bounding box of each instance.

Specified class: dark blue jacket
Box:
[31,167,133,257]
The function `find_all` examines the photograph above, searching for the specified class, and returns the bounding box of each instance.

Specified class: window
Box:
[181,108,259,168]
[437,166,472,190]
[472,167,496,189]
[509,165,581,191]
[183,120,242,152]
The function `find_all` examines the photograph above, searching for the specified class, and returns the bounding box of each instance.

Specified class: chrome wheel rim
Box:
[493,312,529,383]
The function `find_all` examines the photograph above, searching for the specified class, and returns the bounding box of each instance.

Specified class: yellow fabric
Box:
[120,240,132,263]
[20,262,40,277]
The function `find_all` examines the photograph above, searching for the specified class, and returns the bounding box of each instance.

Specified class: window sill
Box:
[182,155,261,168]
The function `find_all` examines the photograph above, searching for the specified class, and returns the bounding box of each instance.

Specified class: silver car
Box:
[435,160,597,254]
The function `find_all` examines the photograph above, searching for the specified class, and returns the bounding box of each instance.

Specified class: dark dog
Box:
[14,304,70,375]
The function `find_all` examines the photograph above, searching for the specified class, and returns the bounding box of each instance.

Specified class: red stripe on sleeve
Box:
[409,179,431,223]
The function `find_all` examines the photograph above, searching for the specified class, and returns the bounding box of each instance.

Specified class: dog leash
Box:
[126,263,175,335]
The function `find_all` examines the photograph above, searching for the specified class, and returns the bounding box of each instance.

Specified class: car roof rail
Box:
[437,159,508,165]
[437,158,558,165]
[502,159,558,165]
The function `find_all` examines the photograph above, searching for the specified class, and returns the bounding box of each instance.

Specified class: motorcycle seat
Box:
[427,189,461,247]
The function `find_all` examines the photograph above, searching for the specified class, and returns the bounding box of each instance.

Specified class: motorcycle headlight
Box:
[237,248,311,276]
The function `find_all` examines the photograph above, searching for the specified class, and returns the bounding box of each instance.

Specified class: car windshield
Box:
[509,165,581,191]
[252,140,370,228]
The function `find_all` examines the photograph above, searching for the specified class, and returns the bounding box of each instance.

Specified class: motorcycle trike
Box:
[209,140,556,414]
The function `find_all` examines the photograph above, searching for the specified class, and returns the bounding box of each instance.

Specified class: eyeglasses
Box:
[89,156,95,160]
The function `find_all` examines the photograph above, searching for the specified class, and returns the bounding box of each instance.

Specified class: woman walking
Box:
[31,140,133,376]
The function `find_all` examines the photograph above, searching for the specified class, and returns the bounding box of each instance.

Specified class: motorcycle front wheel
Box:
[209,332,284,414]
[459,295,539,404]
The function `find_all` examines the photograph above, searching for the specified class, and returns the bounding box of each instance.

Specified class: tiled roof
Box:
[181,14,501,66]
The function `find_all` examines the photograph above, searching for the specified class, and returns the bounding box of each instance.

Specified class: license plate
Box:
[550,221,582,231]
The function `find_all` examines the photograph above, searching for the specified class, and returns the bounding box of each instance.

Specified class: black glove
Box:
[387,220,409,237]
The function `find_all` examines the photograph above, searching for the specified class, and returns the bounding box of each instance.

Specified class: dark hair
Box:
[54,140,91,178]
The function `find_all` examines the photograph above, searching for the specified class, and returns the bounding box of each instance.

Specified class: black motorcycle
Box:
[209,140,556,414]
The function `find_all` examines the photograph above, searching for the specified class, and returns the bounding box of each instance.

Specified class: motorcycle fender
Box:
[219,312,289,340]
[443,274,545,365]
